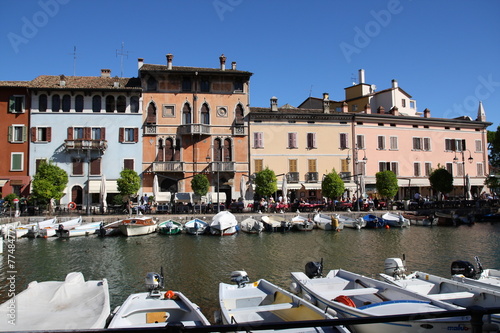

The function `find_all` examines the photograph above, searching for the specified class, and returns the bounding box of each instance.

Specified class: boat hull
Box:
[184,219,208,235]
[158,221,182,235]
[119,224,157,237]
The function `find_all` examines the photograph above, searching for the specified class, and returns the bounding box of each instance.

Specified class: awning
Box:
[0,180,8,187]
[208,192,226,203]
[286,183,322,190]
[155,192,171,204]
[88,180,119,193]
[175,192,192,203]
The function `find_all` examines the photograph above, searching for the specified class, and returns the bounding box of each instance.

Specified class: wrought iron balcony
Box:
[339,172,352,182]
[178,123,210,135]
[305,172,319,183]
[208,161,235,172]
[287,172,300,183]
[64,140,107,152]
[152,161,184,172]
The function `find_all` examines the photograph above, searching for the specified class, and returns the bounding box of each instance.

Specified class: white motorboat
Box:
[118,216,157,237]
[107,270,210,328]
[25,217,59,238]
[184,218,209,235]
[313,213,345,231]
[290,260,472,333]
[261,215,291,232]
[210,211,238,236]
[381,212,410,228]
[380,257,500,327]
[291,214,315,231]
[402,212,437,226]
[37,216,82,238]
[0,272,110,331]
[0,221,20,238]
[56,221,102,238]
[218,271,349,332]
[239,217,264,234]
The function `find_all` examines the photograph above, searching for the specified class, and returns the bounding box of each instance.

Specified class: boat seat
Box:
[426,291,475,301]
[321,287,380,300]
[228,302,295,314]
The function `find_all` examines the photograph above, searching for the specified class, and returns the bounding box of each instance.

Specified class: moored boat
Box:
[261,215,291,232]
[451,257,500,292]
[210,211,238,236]
[402,212,437,226]
[336,214,364,230]
[56,220,102,238]
[38,216,82,238]
[291,214,315,231]
[362,214,388,229]
[0,272,110,331]
[107,270,210,328]
[381,212,410,228]
[157,219,183,235]
[97,220,122,237]
[239,217,264,234]
[118,216,157,237]
[24,217,58,238]
[184,218,208,235]
[0,221,21,238]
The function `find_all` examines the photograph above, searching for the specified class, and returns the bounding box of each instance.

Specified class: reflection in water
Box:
[2,222,500,321]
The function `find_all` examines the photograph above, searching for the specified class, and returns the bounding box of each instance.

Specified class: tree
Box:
[254,167,277,198]
[117,169,141,214]
[429,167,454,199]
[321,169,345,204]
[375,170,398,201]
[31,161,68,205]
[488,127,500,173]
[191,174,210,197]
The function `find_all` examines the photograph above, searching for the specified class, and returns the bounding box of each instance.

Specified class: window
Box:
[253,132,263,148]
[390,136,398,150]
[456,163,464,177]
[106,96,115,113]
[401,99,406,107]
[35,159,47,172]
[39,94,47,112]
[378,161,398,175]
[356,135,365,149]
[341,159,349,173]
[475,140,483,152]
[62,94,71,112]
[124,159,134,170]
[91,128,102,140]
[182,77,191,92]
[147,102,157,124]
[307,133,316,149]
[423,138,431,151]
[289,159,298,173]
[75,95,84,112]
[119,128,138,143]
[11,153,23,171]
[351,104,358,112]
[200,78,210,92]
[414,162,421,177]
[308,159,317,172]
[116,96,126,113]
[445,139,466,151]
[73,127,84,140]
[162,105,175,117]
[446,163,453,174]
[254,159,263,173]
[9,95,25,113]
[339,133,348,149]
[377,136,385,150]
[201,103,210,125]
[477,163,484,177]
[235,104,244,123]
[234,79,243,92]
[8,125,26,143]
[90,158,101,175]
[52,95,60,112]
[425,162,432,176]
[288,133,297,149]
[72,158,83,175]
[182,103,191,124]
[92,95,101,112]
[413,137,422,150]
[31,127,51,142]
[130,96,139,113]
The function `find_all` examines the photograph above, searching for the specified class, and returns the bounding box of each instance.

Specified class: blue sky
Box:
[1,0,500,129]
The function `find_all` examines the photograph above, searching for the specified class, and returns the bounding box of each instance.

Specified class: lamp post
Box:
[346,145,368,211]
[453,149,473,199]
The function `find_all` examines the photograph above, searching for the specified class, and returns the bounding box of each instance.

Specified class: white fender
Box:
[325,307,338,318]
[303,292,316,305]
[289,281,301,294]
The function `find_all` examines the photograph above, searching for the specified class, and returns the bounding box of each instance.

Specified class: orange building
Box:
[138,54,252,206]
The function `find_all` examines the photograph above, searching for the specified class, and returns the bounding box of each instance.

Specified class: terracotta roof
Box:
[140,64,252,75]
[250,107,328,114]
[29,75,141,90]
[0,81,31,87]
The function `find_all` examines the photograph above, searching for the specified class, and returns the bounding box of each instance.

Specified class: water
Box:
[2,222,500,322]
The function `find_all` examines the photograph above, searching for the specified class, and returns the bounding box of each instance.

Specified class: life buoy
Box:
[68,202,76,210]
[165,290,176,299]
[334,295,356,307]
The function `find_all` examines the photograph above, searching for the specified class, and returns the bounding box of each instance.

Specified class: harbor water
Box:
[2,220,500,323]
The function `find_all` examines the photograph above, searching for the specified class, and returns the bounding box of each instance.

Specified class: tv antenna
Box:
[116,42,129,77]
[69,46,77,76]
[351,73,357,85]
[309,84,313,97]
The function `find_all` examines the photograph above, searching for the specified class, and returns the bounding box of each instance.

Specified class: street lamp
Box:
[453,149,473,199]
[346,146,368,211]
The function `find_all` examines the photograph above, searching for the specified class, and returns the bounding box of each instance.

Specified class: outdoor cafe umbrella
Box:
[240,175,246,199]
[359,174,366,199]
[465,174,472,200]
[282,175,288,204]
[153,174,159,203]
[100,174,107,213]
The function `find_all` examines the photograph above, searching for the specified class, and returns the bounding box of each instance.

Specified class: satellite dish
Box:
[371,84,377,91]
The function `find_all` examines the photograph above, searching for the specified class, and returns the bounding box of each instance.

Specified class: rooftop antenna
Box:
[309,84,313,97]
[116,42,129,78]
[69,46,77,76]
[351,73,357,85]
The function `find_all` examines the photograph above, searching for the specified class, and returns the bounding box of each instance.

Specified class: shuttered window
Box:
[73,158,83,175]
[308,159,317,172]
[254,159,263,173]
[253,132,263,148]
[11,153,23,171]
[124,159,134,170]
[378,136,385,150]
[90,158,101,175]
[288,133,297,148]
[289,159,298,173]
[340,133,348,149]
[307,133,316,149]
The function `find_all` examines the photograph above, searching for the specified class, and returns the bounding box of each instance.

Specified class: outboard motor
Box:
[451,260,476,278]
[305,259,323,279]
[230,271,250,288]
[384,258,406,278]
[145,271,164,297]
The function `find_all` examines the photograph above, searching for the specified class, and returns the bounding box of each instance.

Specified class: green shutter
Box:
[22,126,27,142]
[8,96,15,112]
[8,126,13,142]
[11,153,22,171]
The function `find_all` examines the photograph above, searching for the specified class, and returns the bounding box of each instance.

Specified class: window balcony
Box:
[144,125,157,135]
[339,172,352,182]
[287,172,300,183]
[305,172,319,183]
[152,161,184,172]
[232,125,247,136]
[208,161,235,172]
[64,140,107,152]
[178,124,211,135]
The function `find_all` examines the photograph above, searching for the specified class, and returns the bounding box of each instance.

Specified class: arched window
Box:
[75,95,84,112]
[156,138,164,162]
[117,95,126,113]
[146,102,156,124]
[201,103,210,125]
[182,103,191,124]
[235,104,244,123]
[39,94,47,112]
[106,96,115,113]
[52,95,60,112]
[165,138,174,161]
[147,76,157,91]
[130,96,139,113]
[224,138,232,161]
[214,138,223,162]
[92,95,101,112]
[62,94,71,112]
[174,139,181,161]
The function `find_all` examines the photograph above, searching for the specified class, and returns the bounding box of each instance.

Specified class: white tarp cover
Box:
[208,192,226,203]
[210,211,237,231]
[0,272,110,330]
[175,192,192,203]
[155,191,171,204]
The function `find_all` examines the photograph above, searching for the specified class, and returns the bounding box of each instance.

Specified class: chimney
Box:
[219,54,227,70]
[358,69,365,84]
[59,74,66,87]
[477,101,486,122]
[231,61,237,70]
[392,79,398,88]
[270,96,278,111]
[364,104,371,114]
[322,93,330,113]
[377,106,385,114]
[342,102,348,113]
[423,108,431,118]
[113,76,120,88]
[166,53,174,70]
[101,69,111,78]
[138,58,144,70]
[391,106,399,116]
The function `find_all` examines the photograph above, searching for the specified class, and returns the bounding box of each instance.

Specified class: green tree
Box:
[117,169,141,214]
[321,169,345,204]
[429,167,454,199]
[254,168,277,198]
[191,174,210,197]
[375,170,399,202]
[31,161,68,204]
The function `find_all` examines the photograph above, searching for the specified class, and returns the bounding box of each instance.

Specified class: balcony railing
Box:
[339,172,352,182]
[144,125,157,135]
[64,140,107,152]
[178,123,210,135]
[305,172,319,183]
[287,172,300,183]
[208,161,235,172]
[232,125,247,136]
[152,161,183,172]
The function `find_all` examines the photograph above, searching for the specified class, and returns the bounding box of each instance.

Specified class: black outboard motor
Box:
[451,260,476,278]
[305,258,323,279]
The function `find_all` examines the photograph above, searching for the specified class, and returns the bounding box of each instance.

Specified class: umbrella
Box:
[100,175,107,213]
[282,175,288,205]
[465,174,472,200]
[153,174,159,204]
[359,174,366,199]
[240,175,246,199]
